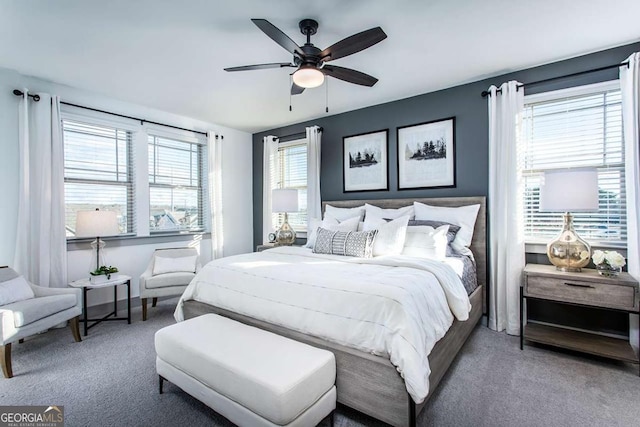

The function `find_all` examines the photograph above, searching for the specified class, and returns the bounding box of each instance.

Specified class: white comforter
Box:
[174,246,471,403]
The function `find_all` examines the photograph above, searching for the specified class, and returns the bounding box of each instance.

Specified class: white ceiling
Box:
[1,0,639,133]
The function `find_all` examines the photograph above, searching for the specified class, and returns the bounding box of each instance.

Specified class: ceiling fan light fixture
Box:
[292,65,325,88]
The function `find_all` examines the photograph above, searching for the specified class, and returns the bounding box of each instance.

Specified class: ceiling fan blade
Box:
[322,65,378,87]
[291,83,305,95]
[251,19,305,57]
[320,27,387,62]
[224,63,295,72]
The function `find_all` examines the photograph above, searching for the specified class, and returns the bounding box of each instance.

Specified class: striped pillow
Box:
[313,228,377,258]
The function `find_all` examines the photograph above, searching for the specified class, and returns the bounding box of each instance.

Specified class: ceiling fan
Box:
[224,18,387,95]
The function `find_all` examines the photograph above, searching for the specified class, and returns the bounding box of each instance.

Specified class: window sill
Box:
[525,241,627,257]
[67,231,211,251]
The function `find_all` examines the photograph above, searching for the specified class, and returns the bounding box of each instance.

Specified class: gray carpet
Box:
[1,299,638,427]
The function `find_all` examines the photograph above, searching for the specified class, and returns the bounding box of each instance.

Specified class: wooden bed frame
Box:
[182,196,487,427]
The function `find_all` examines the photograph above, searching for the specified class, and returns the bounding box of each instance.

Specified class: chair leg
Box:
[1,344,13,378]
[152,297,158,308]
[142,298,148,321]
[70,316,82,343]
[159,375,165,394]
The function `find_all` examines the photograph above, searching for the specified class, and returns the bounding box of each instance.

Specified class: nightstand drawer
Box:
[525,275,635,310]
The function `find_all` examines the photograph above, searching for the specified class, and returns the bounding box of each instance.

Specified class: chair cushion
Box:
[155,314,336,425]
[5,294,77,327]
[0,275,35,305]
[144,272,195,289]
[152,255,198,276]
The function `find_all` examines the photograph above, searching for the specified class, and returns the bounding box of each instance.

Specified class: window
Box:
[521,82,626,245]
[148,135,206,232]
[63,120,133,237]
[271,140,307,232]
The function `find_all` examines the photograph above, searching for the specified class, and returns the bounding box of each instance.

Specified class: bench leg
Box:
[70,316,82,343]
[142,298,148,321]
[152,297,158,308]
[159,375,165,394]
[1,344,13,378]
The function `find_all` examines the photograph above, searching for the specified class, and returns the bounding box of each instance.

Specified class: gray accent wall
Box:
[253,41,640,247]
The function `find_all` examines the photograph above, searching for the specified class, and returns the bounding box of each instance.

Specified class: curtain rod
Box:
[480,60,630,97]
[13,89,40,101]
[272,127,324,142]
[12,90,216,138]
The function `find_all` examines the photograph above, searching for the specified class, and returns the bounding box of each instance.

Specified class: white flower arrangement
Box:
[591,250,626,269]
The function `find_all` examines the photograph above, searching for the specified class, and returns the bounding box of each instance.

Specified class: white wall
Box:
[0,66,253,306]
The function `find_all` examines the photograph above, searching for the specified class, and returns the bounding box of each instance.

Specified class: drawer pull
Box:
[563,282,594,289]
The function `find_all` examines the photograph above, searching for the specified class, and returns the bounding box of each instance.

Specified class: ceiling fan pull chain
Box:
[325,78,329,113]
[289,75,293,111]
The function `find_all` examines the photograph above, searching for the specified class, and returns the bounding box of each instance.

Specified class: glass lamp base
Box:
[547,213,591,272]
[275,214,296,246]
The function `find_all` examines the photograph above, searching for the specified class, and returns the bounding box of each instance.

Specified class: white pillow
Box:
[402,225,450,260]
[324,204,365,222]
[153,255,198,276]
[413,202,480,253]
[362,215,410,256]
[0,275,35,306]
[305,215,360,248]
[365,203,414,220]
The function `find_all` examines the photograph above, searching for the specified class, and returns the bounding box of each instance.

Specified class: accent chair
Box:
[0,266,82,378]
[139,248,200,321]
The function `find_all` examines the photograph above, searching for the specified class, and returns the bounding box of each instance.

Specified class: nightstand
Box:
[521,264,639,374]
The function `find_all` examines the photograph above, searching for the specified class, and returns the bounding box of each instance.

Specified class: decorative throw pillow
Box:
[402,224,450,260]
[313,228,377,258]
[413,202,480,254]
[324,204,365,222]
[153,255,198,276]
[408,219,461,254]
[362,215,411,256]
[364,203,415,220]
[305,215,360,248]
[0,275,35,306]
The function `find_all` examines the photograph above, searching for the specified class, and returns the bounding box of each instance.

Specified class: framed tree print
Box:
[343,129,389,192]
[397,117,456,189]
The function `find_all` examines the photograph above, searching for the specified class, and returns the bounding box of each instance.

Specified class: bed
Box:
[178,196,487,427]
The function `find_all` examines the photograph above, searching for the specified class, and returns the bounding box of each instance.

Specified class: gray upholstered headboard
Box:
[322,197,487,312]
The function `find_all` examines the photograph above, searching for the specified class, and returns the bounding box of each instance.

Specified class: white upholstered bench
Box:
[155,314,336,427]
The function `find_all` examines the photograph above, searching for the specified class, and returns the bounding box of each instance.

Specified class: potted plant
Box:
[591,250,626,277]
[89,266,119,283]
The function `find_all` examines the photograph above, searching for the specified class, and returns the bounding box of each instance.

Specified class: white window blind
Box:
[521,84,626,245]
[271,140,308,232]
[148,135,206,232]
[63,119,134,237]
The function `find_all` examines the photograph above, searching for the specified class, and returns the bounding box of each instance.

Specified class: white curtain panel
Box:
[487,81,525,334]
[306,126,322,232]
[620,52,640,352]
[262,136,280,243]
[14,92,67,288]
[207,131,224,259]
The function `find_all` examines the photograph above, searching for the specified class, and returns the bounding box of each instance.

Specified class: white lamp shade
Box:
[75,209,121,237]
[272,189,299,213]
[539,169,599,212]
[292,66,325,88]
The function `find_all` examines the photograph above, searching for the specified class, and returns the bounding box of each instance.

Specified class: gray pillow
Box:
[408,220,461,256]
[313,228,377,258]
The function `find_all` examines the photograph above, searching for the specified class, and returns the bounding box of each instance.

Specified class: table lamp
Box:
[272,189,299,246]
[539,168,599,272]
[75,209,121,271]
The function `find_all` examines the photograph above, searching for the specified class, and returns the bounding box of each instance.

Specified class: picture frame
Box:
[397,117,456,190]
[343,129,389,193]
